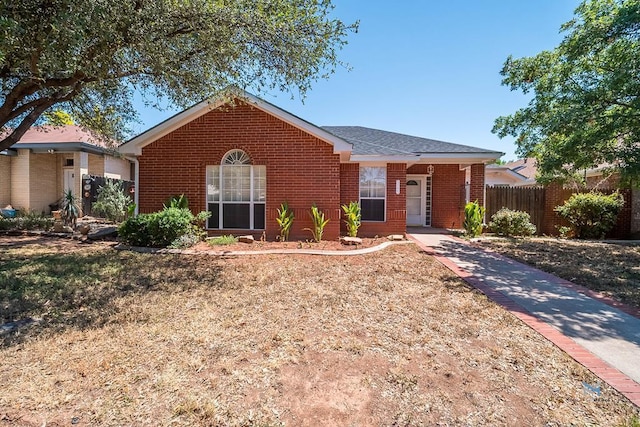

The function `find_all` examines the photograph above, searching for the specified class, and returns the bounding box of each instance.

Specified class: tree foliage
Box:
[0,0,357,150]
[493,0,640,185]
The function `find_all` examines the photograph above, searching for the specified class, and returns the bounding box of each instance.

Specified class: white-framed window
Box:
[359,166,386,222]
[206,149,266,230]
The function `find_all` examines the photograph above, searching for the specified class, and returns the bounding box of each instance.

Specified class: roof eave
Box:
[349,152,503,164]
[10,142,109,156]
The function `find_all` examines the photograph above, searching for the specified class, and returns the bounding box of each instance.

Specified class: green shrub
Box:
[463,201,485,237]
[341,201,361,237]
[118,207,210,247]
[169,233,201,249]
[555,191,624,239]
[0,217,16,230]
[0,211,54,231]
[276,202,294,242]
[91,179,132,222]
[164,194,189,209]
[305,204,329,242]
[489,208,536,237]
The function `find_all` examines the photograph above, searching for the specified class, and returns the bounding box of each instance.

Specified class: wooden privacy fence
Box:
[485,186,546,234]
[485,185,632,238]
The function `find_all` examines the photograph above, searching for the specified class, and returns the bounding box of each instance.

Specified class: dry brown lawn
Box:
[0,236,638,426]
[477,238,640,310]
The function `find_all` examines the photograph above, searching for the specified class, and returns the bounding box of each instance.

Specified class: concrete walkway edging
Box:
[114,240,413,256]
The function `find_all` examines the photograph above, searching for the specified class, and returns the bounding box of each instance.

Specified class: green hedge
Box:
[555,192,624,239]
[118,207,209,248]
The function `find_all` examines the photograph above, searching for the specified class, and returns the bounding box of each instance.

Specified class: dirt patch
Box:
[194,236,392,252]
[0,236,638,426]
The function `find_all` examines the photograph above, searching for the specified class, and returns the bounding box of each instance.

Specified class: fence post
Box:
[543,182,565,236]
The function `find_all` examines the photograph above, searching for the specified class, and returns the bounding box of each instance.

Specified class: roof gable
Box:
[118,89,352,156]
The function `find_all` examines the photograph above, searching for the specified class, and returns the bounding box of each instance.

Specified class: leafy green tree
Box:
[493,0,640,185]
[42,110,74,126]
[0,0,357,150]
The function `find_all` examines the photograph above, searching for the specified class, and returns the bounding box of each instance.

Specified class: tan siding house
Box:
[0,126,133,214]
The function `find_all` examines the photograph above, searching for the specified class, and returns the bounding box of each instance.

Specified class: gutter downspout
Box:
[134,157,139,215]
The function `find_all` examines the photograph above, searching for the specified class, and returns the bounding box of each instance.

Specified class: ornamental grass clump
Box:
[489,208,536,237]
[463,201,485,238]
[305,204,329,242]
[276,202,294,242]
[341,201,361,237]
[555,191,624,239]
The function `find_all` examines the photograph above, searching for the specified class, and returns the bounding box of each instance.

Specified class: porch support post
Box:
[469,163,485,206]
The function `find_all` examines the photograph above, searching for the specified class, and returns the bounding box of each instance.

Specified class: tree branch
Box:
[0,83,83,151]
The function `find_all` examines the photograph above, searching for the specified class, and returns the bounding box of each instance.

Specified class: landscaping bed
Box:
[0,236,638,426]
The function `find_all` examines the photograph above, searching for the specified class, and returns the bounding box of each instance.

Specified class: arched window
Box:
[206,150,266,230]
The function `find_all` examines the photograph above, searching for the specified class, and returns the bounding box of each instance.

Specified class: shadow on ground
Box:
[0,243,223,347]
[433,239,640,349]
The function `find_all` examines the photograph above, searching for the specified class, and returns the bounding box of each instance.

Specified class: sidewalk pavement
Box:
[408,229,640,407]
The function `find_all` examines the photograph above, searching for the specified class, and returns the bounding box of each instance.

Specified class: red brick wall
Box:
[138,101,342,240]
[469,164,485,206]
[338,163,406,237]
[407,164,466,229]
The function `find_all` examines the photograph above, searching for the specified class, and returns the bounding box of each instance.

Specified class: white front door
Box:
[63,169,75,194]
[406,176,423,226]
[406,174,433,227]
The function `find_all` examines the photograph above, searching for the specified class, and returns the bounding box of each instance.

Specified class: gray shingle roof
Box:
[322,126,500,156]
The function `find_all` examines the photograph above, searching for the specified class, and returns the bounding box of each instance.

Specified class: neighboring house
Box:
[0,125,133,214]
[487,157,622,189]
[118,91,502,240]
[485,158,537,187]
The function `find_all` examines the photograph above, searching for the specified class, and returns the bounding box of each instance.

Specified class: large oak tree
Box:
[493,0,640,185]
[0,0,356,150]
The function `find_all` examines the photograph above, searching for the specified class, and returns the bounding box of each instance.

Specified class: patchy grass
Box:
[206,235,239,246]
[477,237,640,310]
[0,236,638,426]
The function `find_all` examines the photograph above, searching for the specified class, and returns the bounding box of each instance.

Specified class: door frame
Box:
[406,174,433,227]
[406,174,425,226]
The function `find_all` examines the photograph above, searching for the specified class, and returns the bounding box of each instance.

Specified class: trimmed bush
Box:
[555,191,625,239]
[118,207,210,248]
[489,208,536,237]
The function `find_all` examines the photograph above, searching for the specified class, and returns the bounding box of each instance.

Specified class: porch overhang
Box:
[348,151,503,165]
[3,142,111,156]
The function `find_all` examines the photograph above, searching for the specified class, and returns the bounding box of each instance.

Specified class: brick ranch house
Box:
[118,91,502,240]
[0,125,133,214]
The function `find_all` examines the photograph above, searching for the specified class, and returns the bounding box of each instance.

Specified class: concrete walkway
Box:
[408,229,640,407]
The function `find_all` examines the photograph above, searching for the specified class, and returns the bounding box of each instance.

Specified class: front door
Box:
[406,175,432,226]
[63,169,75,194]
[406,176,423,226]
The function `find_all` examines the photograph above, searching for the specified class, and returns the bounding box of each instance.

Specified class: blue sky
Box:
[134,1,580,161]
